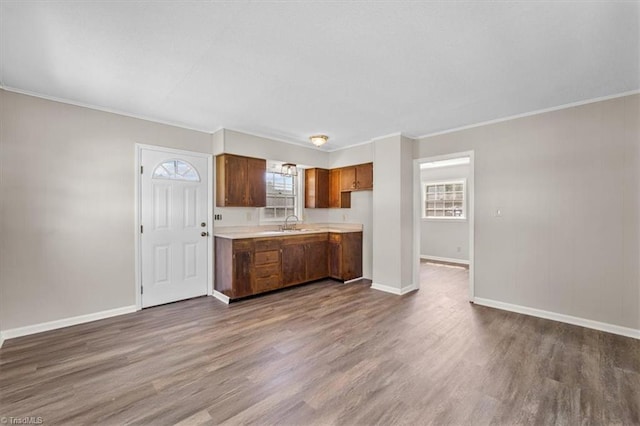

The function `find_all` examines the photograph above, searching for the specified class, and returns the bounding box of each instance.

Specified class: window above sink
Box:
[260,160,304,223]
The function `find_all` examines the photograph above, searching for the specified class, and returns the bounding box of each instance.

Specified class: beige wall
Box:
[371,135,415,292]
[0,90,212,330]
[415,94,640,330]
[326,143,375,279]
[2,88,637,335]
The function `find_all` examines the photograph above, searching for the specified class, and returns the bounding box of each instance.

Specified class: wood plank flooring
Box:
[1,262,639,425]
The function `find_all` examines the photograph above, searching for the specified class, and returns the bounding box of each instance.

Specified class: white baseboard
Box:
[473,297,640,340]
[1,305,138,341]
[371,282,418,296]
[344,276,364,284]
[420,255,469,265]
[212,290,230,304]
[0,331,4,348]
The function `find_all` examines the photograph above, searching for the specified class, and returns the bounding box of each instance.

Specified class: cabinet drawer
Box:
[233,239,253,251]
[255,250,280,265]
[255,263,281,278]
[255,239,281,252]
[281,233,328,245]
[254,275,281,293]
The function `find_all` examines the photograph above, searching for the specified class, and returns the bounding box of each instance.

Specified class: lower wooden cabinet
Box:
[214,231,363,300]
[329,232,363,281]
[282,243,306,286]
[306,240,329,281]
[253,240,282,293]
[214,238,255,299]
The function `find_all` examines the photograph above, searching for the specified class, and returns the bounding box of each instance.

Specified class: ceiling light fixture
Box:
[309,134,329,147]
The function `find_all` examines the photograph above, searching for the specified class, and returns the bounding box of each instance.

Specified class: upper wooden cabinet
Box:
[329,169,350,209]
[340,163,373,191]
[216,154,266,207]
[305,168,330,208]
[355,163,373,190]
[306,163,372,209]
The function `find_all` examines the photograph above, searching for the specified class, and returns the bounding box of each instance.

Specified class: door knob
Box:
[201,222,207,227]
[201,232,209,237]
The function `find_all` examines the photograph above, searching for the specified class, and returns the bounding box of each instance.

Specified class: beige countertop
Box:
[214,223,363,239]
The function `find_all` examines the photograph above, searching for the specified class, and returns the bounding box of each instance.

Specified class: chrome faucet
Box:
[283,214,299,231]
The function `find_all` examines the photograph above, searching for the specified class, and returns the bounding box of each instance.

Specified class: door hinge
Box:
[140,225,143,233]
[141,286,143,295]
[140,165,144,174]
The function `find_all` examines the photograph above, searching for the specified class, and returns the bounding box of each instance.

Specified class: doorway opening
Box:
[413,151,474,301]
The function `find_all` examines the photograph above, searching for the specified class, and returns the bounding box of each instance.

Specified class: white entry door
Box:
[140,148,210,308]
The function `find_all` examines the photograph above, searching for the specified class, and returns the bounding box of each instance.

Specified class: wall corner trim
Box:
[370,282,418,296]
[1,305,138,341]
[473,297,640,340]
[212,291,230,305]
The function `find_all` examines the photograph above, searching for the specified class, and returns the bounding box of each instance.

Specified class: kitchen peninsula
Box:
[214,224,363,302]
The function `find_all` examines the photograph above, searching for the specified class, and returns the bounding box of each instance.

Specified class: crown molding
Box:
[415,89,640,140]
[1,86,214,134]
[220,127,326,151]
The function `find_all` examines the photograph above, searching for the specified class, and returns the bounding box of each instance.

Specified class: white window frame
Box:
[260,169,303,223]
[422,179,467,220]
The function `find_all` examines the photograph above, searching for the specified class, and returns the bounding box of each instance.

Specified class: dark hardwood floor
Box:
[1,262,638,425]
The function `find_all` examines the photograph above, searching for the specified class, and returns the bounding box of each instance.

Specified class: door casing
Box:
[412,150,475,301]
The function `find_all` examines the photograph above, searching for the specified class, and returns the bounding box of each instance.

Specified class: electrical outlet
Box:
[495,209,502,217]
[214,214,222,221]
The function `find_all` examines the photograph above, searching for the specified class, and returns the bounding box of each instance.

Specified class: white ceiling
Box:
[1,1,638,150]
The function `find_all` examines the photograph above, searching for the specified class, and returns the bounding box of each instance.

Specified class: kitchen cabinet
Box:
[329,169,351,209]
[355,163,373,190]
[216,154,266,207]
[305,163,373,209]
[305,168,330,208]
[340,163,373,192]
[306,240,329,281]
[329,232,363,281]
[281,243,306,286]
[253,238,282,293]
[340,167,357,191]
[215,238,255,299]
[281,234,328,286]
[215,230,360,300]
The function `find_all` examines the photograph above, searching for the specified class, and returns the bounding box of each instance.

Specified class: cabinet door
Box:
[305,241,328,281]
[328,240,342,279]
[224,155,248,206]
[355,163,373,190]
[305,168,330,208]
[247,157,266,207]
[315,169,329,208]
[329,169,341,208]
[342,232,363,281]
[233,249,253,297]
[340,167,356,192]
[282,244,306,286]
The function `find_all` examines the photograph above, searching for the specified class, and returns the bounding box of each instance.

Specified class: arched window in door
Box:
[152,159,200,182]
